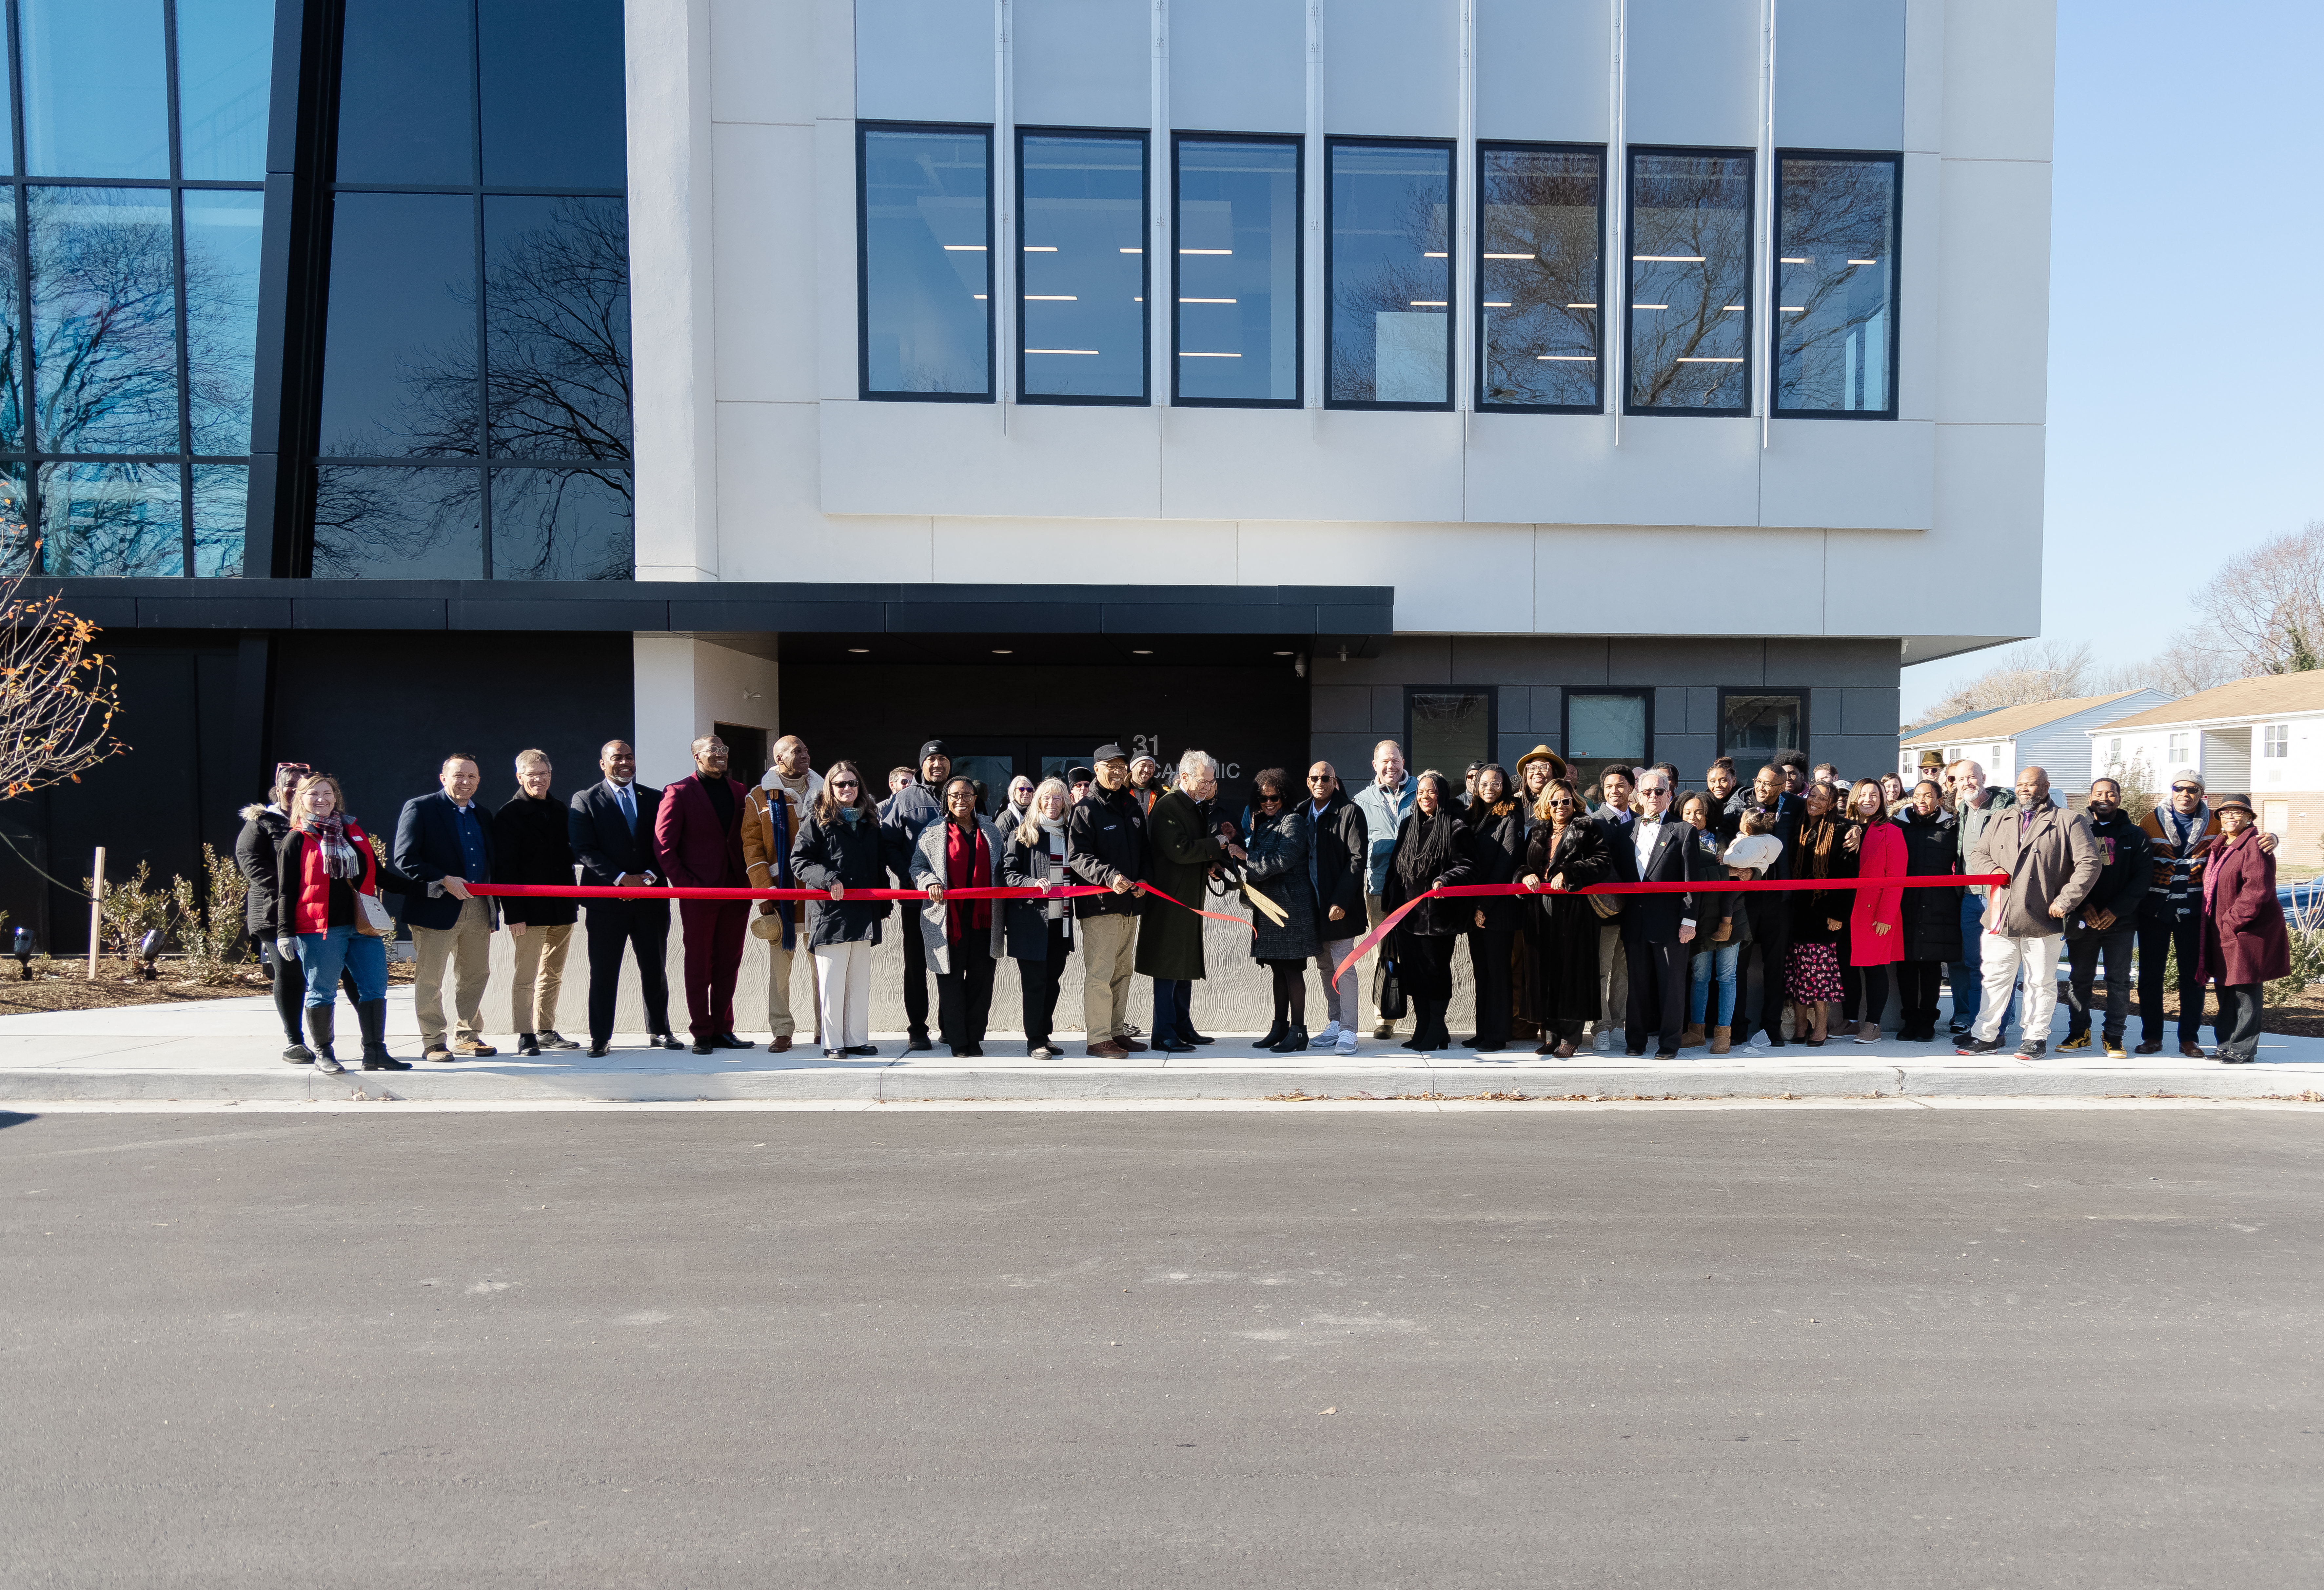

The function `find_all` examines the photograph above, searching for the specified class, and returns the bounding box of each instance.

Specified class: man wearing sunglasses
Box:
[1302,762,1368,1053]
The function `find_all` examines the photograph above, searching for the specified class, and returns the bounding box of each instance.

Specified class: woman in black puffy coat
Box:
[1381,771,1475,1054]
[788,761,901,1058]
[1521,778,1610,1057]
[1240,769,1318,1053]
[1460,764,1526,1051]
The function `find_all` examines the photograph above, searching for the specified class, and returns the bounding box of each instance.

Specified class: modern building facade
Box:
[4,0,2057,951]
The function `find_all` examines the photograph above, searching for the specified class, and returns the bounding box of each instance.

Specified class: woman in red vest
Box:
[272,774,408,1075]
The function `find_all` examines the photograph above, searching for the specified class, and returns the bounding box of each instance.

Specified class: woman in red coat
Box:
[1845,778,1906,1044]
[2198,795,2289,1063]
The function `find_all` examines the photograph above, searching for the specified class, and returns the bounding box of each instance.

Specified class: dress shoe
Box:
[587,1043,610,1058]
[536,1030,580,1051]
[714,1032,750,1051]
[2178,1040,2205,1059]
[1087,1040,1130,1059]
[1655,1048,1680,1061]
[516,1034,542,1057]
[1185,1031,1215,1046]
[846,1043,880,1057]
[1154,1038,1195,1053]
[767,1035,792,1054]
[362,1055,413,1071]
[1116,1036,1148,1053]
[451,1038,498,1057]
[906,1033,933,1052]
[2134,1037,2162,1054]
[653,1033,686,1051]
[961,1042,985,1057]
[690,1040,715,1055]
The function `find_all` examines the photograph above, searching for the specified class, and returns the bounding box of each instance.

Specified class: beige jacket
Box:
[742,769,823,923]
[1968,801,2101,939]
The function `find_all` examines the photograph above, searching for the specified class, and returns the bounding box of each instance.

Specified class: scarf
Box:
[1794,812,1848,882]
[1395,808,1461,893]
[944,818,991,940]
[1037,815,1070,927]
[299,813,362,880]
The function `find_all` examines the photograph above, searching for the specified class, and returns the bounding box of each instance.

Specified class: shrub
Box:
[87,859,171,961]
[169,844,251,984]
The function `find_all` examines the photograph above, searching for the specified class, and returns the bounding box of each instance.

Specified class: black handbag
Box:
[1377,958,1408,1020]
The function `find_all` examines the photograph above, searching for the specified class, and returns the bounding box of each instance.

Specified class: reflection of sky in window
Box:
[1478,146,1600,410]
[864,129,990,396]
[1627,152,1751,412]
[1568,693,1646,760]
[176,0,276,181]
[41,461,183,576]
[185,191,265,454]
[1330,144,1450,405]
[337,0,475,184]
[20,0,171,179]
[319,193,477,456]
[31,187,181,456]
[1776,157,1896,414]
[1020,134,1144,400]
[1175,140,1297,403]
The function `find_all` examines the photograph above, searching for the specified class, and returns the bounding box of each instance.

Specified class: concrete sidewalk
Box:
[3,988,2321,1102]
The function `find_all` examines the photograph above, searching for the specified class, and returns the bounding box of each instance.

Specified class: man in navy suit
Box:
[655,733,752,1054]
[1614,767,1701,1060]
[394,753,501,1061]
[568,738,685,1058]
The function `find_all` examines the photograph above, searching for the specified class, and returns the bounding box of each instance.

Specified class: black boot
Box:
[1257,1018,1289,1051]
[306,1006,343,1075]
[1275,1023,1310,1054]
[358,1000,409,1070]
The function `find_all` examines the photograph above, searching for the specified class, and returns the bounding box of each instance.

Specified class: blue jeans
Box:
[1951,895,2018,1033]
[293,925,387,1007]
[1689,943,1739,1026]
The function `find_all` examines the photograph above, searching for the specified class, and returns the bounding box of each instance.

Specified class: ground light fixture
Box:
[12,925,33,979]
[135,930,163,981]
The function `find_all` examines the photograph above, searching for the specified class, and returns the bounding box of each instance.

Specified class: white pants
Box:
[813,939,872,1051]
[1972,932,2061,1044]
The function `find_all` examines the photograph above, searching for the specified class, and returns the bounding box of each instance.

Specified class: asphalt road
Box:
[3,1107,2319,1589]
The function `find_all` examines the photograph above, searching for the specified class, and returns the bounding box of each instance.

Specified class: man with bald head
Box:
[657,734,753,1055]
[742,733,823,1052]
[1957,766,2099,1061]
[569,739,683,1056]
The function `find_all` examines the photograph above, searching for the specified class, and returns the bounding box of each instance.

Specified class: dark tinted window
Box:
[318,193,478,458]
[1173,137,1298,405]
[1722,693,1803,758]
[40,461,184,576]
[484,195,631,458]
[1478,144,1601,411]
[479,0,627,188]
[336,0,475,184]
[1566,691,1648,762]
[311,465,483,577]
[1018,132,1145,402]
[489,467,632,579]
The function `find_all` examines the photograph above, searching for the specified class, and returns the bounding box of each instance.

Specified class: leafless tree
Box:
[1329,181,1450,402]
[1477,150,1601,407]
[1626,154,1751,410]
[0,533,126,798]
[1772,159,1893,410]
[1909,639,2098,729]
[2185,519,2324,676]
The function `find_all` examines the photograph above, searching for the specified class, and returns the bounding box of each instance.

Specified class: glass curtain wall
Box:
[860,124,992,400]
[1172,135,1299,406]
[1477,144,1603,412]
[1625,148,1752,414]
[2,0,272,577]
[1017,130,1145,403]
[314,0,631,579]
[1327,140,1452,408]
[1774,152,1898,417]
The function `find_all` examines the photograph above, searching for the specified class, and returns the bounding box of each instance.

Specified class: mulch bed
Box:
[0,956,417,1015]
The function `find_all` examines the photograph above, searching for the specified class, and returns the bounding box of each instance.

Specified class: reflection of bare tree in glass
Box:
[1628,156,1752,410]
[318,197,632,577]
[1329,184,1448,402]
[1479,152,1600,406]
[1775,161,1892,410]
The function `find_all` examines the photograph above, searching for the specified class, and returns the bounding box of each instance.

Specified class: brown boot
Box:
[1679,1023,1706,1049]
[1708,1025,1731,1055]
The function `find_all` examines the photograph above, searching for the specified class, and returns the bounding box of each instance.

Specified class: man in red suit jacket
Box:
[655,734,752,1053]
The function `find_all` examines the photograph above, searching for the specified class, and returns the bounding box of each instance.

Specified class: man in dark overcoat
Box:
[1135,750,1244,1051]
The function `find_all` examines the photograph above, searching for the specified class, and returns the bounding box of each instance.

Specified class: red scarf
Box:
[944,820,991,940]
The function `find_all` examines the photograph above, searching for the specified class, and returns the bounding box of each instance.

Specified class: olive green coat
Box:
[1134,788,1224,981]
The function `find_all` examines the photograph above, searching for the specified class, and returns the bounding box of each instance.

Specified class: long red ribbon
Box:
[1330,872,2008,990]
[464,878,1257,932]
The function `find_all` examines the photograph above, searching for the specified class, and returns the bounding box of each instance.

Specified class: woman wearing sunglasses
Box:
[1519,776,1611,1057]
[1241,768,1318,1052]
[789,760,899,1058]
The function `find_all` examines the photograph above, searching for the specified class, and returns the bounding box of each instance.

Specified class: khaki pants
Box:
[764,930,811,1039]
[509,921,573,1034]
[1080,911,1137,1041]
[413,896,493,1050]
[1594,923,1629,1037]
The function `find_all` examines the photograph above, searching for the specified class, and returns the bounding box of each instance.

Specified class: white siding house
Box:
[2088,673,2324,849]
[1900,689,2170,795]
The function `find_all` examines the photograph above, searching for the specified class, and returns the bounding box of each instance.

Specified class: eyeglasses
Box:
[1306,774,1332,783]
[831,780,859,790]
[2171,784,2201,794]
[1257,792,1283,803]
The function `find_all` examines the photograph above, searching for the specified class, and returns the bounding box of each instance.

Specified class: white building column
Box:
[632,637,780,787]
[627,0,720,580]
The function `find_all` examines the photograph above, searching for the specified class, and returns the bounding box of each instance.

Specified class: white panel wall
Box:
[1475,0,1611,144]
[854,0,993,124]
[1014,0,1150,130]
[1171,0,1305,135]
[1624,0,1761,148]
[1324,0,1459,138]
[713,123,818,403]
[1935,156,2050,426]
[1774,0,1905,150]
[1759,419,1934,531]
[1940,0,2055,162]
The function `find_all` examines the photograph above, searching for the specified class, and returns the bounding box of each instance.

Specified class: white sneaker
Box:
[1310,1021,1343,1049]
[1593,1027,1618,1054]
[1335,1029,1359,1055]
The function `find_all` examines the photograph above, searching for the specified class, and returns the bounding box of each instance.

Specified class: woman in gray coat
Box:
[1001,777,1077,1058]
[910,777,1010,1056]
[1242,769,1318,1052]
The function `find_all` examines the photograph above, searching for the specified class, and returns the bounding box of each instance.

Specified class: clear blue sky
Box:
[1896,0,2324,718]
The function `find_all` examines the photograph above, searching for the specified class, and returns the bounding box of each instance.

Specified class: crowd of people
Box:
[230,731,2292,1071]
